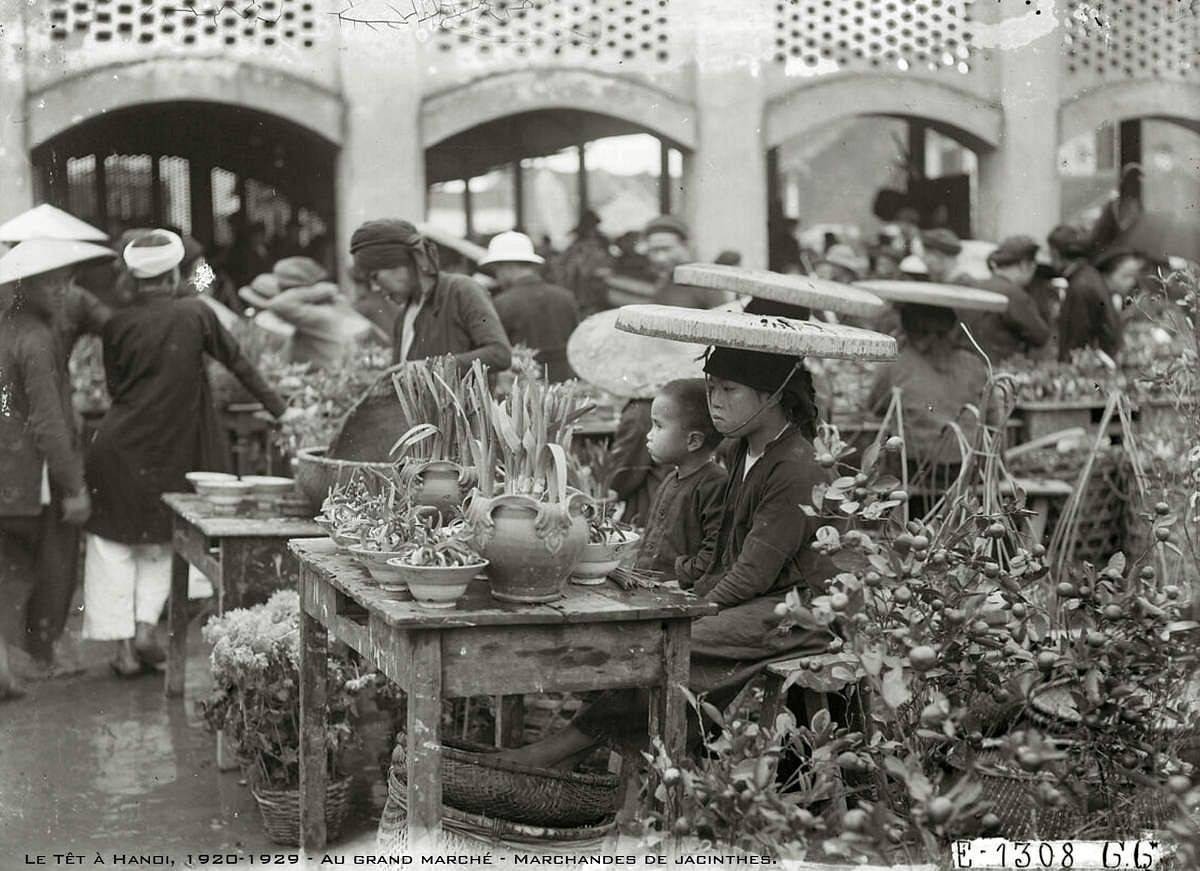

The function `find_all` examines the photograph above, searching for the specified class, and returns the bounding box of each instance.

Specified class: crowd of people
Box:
[0,194,1164,711]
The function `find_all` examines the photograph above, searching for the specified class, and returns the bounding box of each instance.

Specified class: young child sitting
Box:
[498,346,837,767]
[633,379,728,585]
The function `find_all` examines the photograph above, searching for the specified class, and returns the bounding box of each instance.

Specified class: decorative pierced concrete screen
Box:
[772,0,974,74]
[1064,0,1199,83]
[46,0,319,48]
[431,0,672,64]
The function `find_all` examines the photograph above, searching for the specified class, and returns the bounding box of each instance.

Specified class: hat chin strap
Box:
[705,349,803,436]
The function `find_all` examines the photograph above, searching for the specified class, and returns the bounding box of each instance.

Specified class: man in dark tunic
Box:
[0,240,107,698]
[550,209,613,318]
[82,230,293,677]
[644,215,727,309]
[1049,224,1123,360]
[966,236,1052,362]
[480,231,579,383]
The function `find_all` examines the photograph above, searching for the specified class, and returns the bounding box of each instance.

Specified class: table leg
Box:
[651,620,691,825]
[164,550,190,699]
[496,694,526,748]
[407,631,443,851]
[299,573,330,852]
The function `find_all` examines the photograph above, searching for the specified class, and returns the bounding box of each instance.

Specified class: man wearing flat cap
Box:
[918,228,966,284]
[643,215,727,309]
[550,209,612,318]
[349,219,511,372]
[966,235,1052,362]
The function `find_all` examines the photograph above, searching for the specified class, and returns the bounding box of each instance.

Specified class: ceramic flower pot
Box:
[571,532,642,586]
[467,493,588,604]
[347,546,411,594]
[400,461,476,517]
[387,559,487,610]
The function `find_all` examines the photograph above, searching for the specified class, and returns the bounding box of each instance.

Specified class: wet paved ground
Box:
[0,616,389,861]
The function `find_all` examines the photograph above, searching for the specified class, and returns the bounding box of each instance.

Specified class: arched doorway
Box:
[424,108,689,260]
[31,100,339,288]
[766,114,990,270]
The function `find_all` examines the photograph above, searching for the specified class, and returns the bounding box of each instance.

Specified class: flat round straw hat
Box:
[674,263,885,318]
[615,305,897,362]
[567,308,705,399]
[0,204,108,243]
[853,279,1009,312]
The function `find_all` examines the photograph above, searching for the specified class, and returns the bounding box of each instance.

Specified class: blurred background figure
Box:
[480,231,579,383]
[550,209,612,318]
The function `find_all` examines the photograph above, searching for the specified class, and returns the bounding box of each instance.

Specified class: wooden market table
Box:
[290,537,717,850]
[162,493,324,700]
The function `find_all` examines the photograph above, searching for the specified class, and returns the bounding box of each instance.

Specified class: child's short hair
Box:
[659,379,723,450]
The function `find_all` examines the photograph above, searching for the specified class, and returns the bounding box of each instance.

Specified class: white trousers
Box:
[82,535,172,641]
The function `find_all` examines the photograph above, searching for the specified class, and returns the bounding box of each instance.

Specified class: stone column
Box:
[684,0,771,269]
[336,23,426,276]
[977,5,1063,242]
[0,4,33,225]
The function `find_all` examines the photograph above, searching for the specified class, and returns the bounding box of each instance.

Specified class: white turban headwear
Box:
[124,229,185,279]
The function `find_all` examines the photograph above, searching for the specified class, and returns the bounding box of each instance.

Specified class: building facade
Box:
[2,0,1197,270]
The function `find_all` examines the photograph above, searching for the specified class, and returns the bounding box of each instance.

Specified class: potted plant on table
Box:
[455,361,593,603]
[390,356,480,515]
[199,590,366,846]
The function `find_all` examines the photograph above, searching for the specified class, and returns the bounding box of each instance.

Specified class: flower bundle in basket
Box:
[199,591,366,846]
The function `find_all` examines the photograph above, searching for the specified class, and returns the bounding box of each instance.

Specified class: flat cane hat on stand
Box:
[567,308,706,399]
[676,263,886,320]
[853,279,1009,312]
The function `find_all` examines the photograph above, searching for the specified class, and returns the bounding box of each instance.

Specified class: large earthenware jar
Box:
[399,460,477,518]
[467,493,588,603]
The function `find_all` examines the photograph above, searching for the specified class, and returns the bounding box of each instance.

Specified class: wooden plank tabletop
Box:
[162,492,325,539]
[290,537,717,628]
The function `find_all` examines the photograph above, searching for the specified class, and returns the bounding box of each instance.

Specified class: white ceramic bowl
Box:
[348,546,410,587]
[387,559,487,610]
[571,532,641,585]
[241,475,296,498]
[195,479,254,501]
[186,471,238,493]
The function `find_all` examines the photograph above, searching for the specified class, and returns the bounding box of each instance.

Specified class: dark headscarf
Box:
[703,345,818,438]
[349,219,440,280]
[898,303,960,371]
[744,296,812,321]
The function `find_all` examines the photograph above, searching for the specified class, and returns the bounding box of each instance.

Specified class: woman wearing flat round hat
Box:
[349,219,511,371]
[83,230,297,678]
[0,238,114,698]
[498,306,897,765]
[856,279,1005,496]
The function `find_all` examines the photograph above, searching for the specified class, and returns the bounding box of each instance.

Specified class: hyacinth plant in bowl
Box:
[386,511,487,609]
[390,356,481,516]
[572,495,640,586]
[199,591,367,845]
[449,360,595,603]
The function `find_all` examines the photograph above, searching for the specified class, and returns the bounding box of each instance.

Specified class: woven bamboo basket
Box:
[392,736,619,828]
[381,765,613,854]
[251,775,353,846]
[946,744,1172,839]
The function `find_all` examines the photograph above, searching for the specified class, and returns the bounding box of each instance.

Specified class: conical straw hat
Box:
[614,305,897,362]
[674,263,885,318]
[854,279,1009,312]
[0,204,107,243]
[567,308,705,399]
[0,238,115,285]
